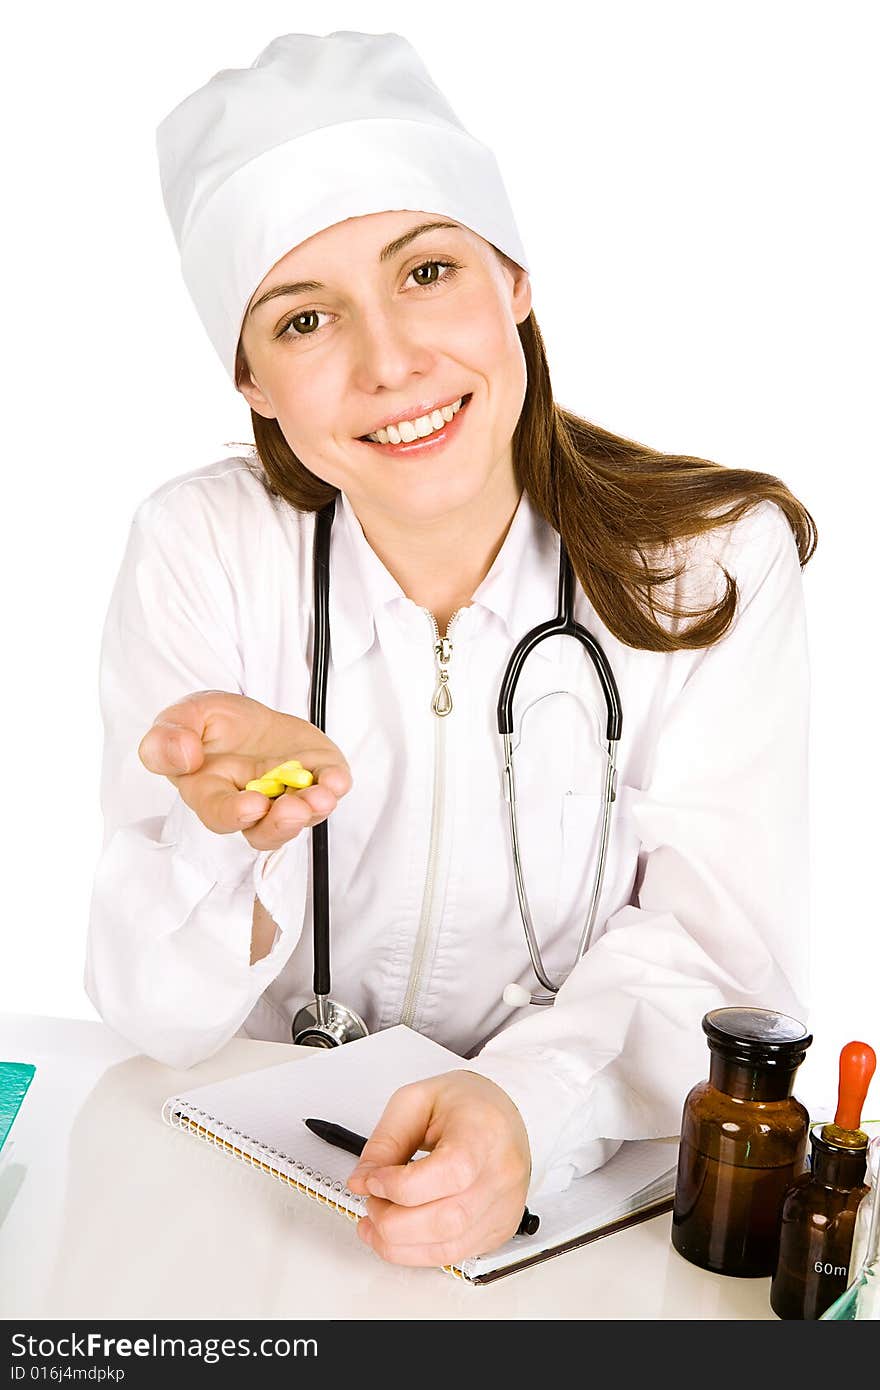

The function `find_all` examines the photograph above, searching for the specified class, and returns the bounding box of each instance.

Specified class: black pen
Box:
[304,1116,540,1236]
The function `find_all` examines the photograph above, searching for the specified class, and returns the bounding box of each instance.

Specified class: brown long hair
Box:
[233,309,816,653]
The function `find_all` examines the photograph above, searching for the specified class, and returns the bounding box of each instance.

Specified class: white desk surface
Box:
[0,1014,778,1320]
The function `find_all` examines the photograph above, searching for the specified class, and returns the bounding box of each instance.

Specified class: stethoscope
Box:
[292,495,623,1047]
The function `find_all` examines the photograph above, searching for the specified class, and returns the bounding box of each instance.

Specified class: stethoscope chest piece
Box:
[292,996,369,1048]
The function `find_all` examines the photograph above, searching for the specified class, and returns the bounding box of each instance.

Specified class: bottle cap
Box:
[820,1040,876,1149]
[702,1007,812,1069]
[808,1124,869,1184]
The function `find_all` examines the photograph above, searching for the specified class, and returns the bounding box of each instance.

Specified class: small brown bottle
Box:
[671,1007,812,1276]
[770,1040,876,1319]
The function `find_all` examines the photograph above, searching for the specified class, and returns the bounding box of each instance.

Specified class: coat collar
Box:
[329,488,563,671]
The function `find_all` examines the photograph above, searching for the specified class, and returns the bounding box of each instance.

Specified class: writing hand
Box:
[346,1070,531,1267]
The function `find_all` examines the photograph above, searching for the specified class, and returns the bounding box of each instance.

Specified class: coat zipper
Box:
[399,607,463,1028]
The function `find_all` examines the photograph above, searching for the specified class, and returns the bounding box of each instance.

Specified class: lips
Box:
[355,393,473,456]
[357,394,472,441]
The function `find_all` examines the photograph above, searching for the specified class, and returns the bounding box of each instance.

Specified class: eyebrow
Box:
[246,220,463,319]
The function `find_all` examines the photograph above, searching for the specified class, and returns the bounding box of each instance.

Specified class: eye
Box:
[275,260,461,342]
[276,307,328,341]
[408,259,460,291]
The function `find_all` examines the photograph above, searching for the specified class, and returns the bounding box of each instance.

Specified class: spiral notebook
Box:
[161,1025,677,1284]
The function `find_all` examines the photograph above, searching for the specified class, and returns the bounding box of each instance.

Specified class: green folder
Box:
[0,1063,35,1151]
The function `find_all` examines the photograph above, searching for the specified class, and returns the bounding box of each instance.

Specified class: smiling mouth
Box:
[357,394,473,443]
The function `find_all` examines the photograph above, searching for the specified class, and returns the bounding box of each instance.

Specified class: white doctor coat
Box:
[85,457,811,1201]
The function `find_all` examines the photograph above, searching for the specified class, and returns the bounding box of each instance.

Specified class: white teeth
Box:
[367,396,464,444]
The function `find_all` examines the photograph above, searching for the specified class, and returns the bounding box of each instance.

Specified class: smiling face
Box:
[237,211,532,527]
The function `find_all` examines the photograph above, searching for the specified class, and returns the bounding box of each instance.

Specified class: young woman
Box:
[86,32,816,1269]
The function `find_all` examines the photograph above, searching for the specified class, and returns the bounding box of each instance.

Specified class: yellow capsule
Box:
[264,760,314,789]
[245,777,286,797]
[281,768,314,789]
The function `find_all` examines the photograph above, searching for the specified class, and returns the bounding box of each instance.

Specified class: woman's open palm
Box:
[137,690,353,852]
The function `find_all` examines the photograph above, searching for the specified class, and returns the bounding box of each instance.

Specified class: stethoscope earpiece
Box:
[503,982,532,1009]
[503,982,557,1008]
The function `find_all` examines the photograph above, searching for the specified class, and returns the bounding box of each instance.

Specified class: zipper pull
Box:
[432,634,454,716]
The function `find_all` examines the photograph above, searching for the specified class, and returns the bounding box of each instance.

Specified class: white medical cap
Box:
[155,30,530,384]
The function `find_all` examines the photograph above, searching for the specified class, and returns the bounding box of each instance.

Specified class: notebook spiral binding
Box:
[161,1096,470,1280]
[160,1097,368,1223]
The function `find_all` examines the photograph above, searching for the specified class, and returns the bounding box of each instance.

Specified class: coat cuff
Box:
[252,831,311,967]
[159,794,264,889]
[157,796,308,969]
[461,1051,617,1203]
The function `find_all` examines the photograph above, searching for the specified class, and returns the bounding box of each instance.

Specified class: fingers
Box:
[353,1138,478,1208]
[346,1081,440,1196]
[137,689,354,848]
[240,779,344,852]
[356,1176,525,1267]
[275,750,352,803]
[169,760,340,844]
[356,1205,516,1268]
[172,759,271,835]
[358,1186,475,1250]
[357,1216,475,1269]
[312,762,353,799]
[138,720,206,777]
[348,1077,492,1207]
[138,745,350,851]
[137,690,270,777]
[137,690,248,776]
[347,1072,532,1268]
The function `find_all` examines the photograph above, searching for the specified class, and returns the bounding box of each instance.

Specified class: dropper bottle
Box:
[770,1040,877,1319]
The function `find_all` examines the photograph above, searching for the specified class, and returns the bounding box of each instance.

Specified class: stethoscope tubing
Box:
[309,499,335,1002]
[496,543,622,743]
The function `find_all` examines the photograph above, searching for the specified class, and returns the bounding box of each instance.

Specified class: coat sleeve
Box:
[85,494,310,1069]
[465,500,812,1201]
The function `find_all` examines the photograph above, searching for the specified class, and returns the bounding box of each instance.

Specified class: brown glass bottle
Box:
[770,1131,869,1318]
[770,1040,876,1319]
[671,1007,812,1277]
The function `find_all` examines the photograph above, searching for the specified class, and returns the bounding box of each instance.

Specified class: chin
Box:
[385,469,491,518]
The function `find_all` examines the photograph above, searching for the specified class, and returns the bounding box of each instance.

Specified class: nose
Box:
[350,298,436,393]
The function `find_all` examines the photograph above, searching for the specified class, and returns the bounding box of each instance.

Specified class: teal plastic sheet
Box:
[0,1062,36,1151]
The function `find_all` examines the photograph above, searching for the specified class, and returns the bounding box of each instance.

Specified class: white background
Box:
[1,2,877,1119]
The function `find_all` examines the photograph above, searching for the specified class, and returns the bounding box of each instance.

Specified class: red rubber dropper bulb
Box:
[834,1041,876,1132]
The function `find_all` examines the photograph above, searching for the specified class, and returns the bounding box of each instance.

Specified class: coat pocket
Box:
[553,786,642,960]
[553,792,606,945]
